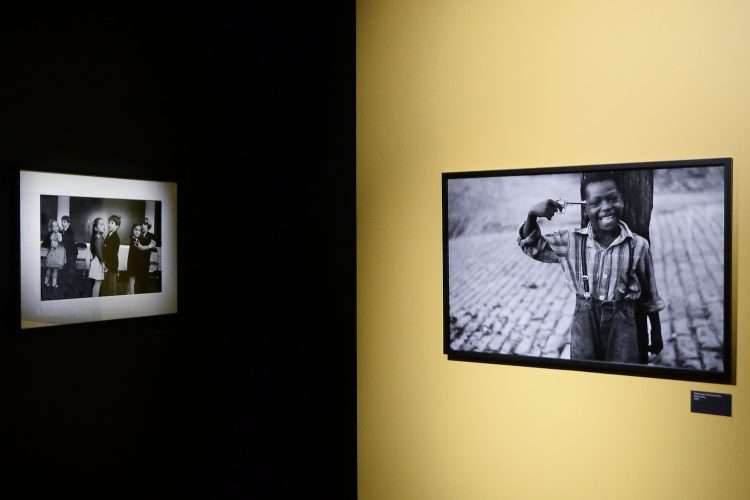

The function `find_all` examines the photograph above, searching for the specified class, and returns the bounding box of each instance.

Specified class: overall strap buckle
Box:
[580,233,591,299]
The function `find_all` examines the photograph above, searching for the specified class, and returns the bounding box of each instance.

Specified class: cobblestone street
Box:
[448,202,725,371]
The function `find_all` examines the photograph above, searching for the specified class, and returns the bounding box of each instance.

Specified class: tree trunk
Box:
[580,170,653,242]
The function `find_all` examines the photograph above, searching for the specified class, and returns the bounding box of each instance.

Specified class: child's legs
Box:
[51,269,58,286]
[103,270,117,295]
[570,298,600,361]
[92,279,102,297]
[134,273,146,294]
[128,275,135,294]
[44,267,51,283]
[60,262,72,284]
[66,264,76,285]
[605,302,640,363]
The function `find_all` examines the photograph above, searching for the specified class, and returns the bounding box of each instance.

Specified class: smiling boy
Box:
[517,172,665,363]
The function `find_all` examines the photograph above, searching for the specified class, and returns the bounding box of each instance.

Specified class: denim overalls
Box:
[570,233,643,364]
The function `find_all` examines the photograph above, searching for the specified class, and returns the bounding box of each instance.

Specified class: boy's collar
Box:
[575,220,633,240]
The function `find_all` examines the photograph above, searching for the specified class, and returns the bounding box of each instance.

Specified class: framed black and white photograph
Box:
[20,170,178,329]
[442,158,732,383]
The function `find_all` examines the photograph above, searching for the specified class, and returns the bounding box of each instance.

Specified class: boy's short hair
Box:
[581,171,621,198]
[108,215,121,227]
[61,215,71,223]
[141,218,152,230]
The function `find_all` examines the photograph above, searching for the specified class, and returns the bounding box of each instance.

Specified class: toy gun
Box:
[555,199,587,213]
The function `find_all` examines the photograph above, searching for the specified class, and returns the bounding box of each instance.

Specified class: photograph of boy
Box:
[39,195,163,301]
[518,172,664,363]
[446,166,726,372]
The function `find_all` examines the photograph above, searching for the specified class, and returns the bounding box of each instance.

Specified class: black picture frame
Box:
[442,158,732,384]
[7,162,183,334]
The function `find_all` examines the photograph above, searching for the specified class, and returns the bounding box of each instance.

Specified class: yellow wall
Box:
[357,1,750,499]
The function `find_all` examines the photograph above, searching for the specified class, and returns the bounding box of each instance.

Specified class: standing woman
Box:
[89,217,106,297]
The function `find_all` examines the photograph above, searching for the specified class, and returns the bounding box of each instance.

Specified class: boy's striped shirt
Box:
[517,220,665,312]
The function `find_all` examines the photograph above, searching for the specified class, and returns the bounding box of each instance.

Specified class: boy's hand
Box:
[647,312,663,354]
[529,199,564,220]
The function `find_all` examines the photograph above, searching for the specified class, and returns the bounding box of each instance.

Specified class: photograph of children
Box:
[20,170,177,329]
[39,195,163,301]
[445,163,728,375]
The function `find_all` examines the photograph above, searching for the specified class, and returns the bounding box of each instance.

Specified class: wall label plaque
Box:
[691,391,731,417]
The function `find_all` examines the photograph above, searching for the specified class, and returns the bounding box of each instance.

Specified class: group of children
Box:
[44,214,158,297]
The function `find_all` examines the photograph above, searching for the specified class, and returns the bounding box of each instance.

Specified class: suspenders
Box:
[578,229,648,362]
[579,232,634,300]
[580,233,590,299]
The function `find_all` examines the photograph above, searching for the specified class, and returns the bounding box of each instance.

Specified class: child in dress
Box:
[89,217,106,297]
[44,220,66,288]
[127,223,148,294]
[60,215,77,281]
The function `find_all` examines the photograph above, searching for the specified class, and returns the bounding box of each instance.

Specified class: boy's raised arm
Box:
[517,199,566,264]
[521,199,563,238]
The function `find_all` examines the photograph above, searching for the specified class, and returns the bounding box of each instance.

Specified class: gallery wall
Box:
[357,1,749,499]
[0,11,193,498]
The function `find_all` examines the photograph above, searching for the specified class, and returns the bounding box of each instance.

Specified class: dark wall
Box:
[40,196,148,243]
[69,197,146,243]
[1,5,355,499]
[40,195,58,239]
